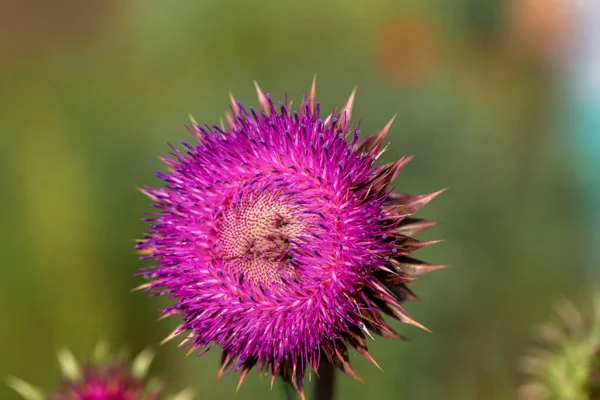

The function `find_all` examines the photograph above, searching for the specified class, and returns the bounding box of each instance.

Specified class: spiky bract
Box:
[519,294,600,400]
[6,343,194,400]
[137,79,444,397]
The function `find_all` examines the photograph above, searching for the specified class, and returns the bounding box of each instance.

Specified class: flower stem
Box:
[313,361,335,400]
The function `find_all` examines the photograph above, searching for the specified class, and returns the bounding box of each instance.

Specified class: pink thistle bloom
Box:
[51,365,153,400]
[136,79,445,398]
[6,344,194,400]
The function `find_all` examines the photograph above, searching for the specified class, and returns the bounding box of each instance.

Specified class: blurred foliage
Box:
[0,0,592,399]
[519,294,600,400]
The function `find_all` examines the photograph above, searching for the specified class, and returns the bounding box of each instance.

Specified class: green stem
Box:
[313,361,335,400]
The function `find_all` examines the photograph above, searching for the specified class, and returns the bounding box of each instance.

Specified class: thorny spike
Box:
[298,389,307,400]
[374,143,390,160]
[217,352,234,382]
[388,283,421,302]
[335,87,356,130]
[235,369,249,393]
[361,350,383,371]
[335,352,364,384]
[386,188,447,215]
[178,334,192,348]
[184,345,200,358]
[157,309,178,321]
[187,114,203,140]
[284,362,306,400]
[390,257,448,276]
[225,112,235,130]
[371,157,414,193]
[308,361,320,379]
[398,237,443,253]
[309,75,317,115]
[216,369,226,383]
[369,319,403,339]
[269,362,280,390]
[394,308,431,332]
[384,274,418,287]
[254,81,271,117]
[160,326,183,345]
[389,155,413,182]
[343,366,364,384]
[361,323,375,340]
[130,281,154,292]
[135,246,155,256]
[137,187,160,202]
[381,113,397,135]
[397,217,437,236]
[356,114,397,155]
[229,92,240,115]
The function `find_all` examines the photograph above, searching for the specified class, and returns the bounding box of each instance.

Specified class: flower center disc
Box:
[219,192,305,286]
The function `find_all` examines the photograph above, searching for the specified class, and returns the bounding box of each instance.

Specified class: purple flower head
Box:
[6,344,194,400]
[136,79,445,398]
[51,363,151,400]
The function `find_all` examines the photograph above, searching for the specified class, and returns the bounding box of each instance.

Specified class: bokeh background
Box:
[1,0,598,399]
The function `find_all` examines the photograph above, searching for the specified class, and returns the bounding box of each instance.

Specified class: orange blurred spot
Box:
[373,14,439,86]
[507,0,573,61]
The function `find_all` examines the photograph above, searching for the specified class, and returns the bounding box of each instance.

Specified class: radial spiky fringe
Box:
[136,78,445,398]
[519,294,600,400]
[6,343,195,400]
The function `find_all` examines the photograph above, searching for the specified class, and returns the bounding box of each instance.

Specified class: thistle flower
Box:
[6,343,194,400]
[519,294,600,400]
[136,79,445,398]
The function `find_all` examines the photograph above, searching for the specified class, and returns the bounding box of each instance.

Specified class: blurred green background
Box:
[0,0,593,399]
